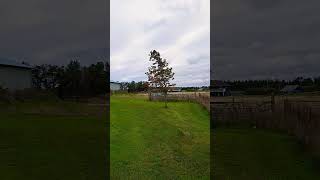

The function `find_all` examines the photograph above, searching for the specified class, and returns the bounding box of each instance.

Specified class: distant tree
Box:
[145,50,175,108]
[301,78,314,86]
[64,60,81,96]
[142,81,149,92]
[120,82,129,91]
[293,76,304,85]
[31,65,46,89]
[44,65,63,89]
[90,62,108,94]
[315,77,320,87]
[121,81,148,93]
[104,61,110,72]
[31,64,63,90]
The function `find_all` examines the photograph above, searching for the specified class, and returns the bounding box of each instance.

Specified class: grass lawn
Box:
[213,128,320,179]
[110,94,210,179]
[0,100,107,180]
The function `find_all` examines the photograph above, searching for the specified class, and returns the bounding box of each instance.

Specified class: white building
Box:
[110,81,121,91]
[0,58,32,91]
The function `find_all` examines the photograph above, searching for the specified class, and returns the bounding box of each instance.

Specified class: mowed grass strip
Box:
[110,95,210,179]
[0,101,108,180]
[213,128,320,180]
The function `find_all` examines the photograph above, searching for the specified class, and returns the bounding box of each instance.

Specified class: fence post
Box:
[148,89,151,101]
[271,93,275,113]
[232,96,235,109]
[283,99,288,132]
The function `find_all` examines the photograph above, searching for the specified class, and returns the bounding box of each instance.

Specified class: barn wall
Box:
[0,66,32,90]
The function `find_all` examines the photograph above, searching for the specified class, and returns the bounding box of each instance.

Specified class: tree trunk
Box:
[164,92,168,108]
[148,89,151,101]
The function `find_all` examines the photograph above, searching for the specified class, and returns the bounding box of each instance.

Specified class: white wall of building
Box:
[0,66,32,90]
[110,82,121,91]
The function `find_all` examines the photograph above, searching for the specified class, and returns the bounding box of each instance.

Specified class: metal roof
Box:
[0,57,32,69]
[110,81,121,84]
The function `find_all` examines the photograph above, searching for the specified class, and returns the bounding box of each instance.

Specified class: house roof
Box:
[110,81,121,84]
[0,57,32,69]
[280,85,300,92]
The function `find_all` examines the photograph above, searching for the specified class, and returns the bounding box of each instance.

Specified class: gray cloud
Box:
[212,0,320,80]
[111,0,210,87]
[0,0,109,66]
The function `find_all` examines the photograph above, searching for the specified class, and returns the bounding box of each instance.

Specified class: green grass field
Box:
[0,100,107,179]
[213,128,320,179]
[3,94,317,179]
[110,95,210,179]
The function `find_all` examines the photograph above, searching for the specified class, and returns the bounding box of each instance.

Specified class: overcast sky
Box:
[110,0,210,87]
[0,0,108,66]
[213,0,320,81]
[5,0,317,84]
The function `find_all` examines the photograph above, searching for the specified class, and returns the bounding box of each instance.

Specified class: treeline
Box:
[215,77,319,90]
[181,86,209,92]
[117,81,210,93]
[118,81,149,93]
[213,76,320,94]
[32,60,109,98]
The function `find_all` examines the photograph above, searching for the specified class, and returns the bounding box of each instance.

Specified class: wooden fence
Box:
[282,100,320,152]
[211,96,320,154]
[211,97,273,127]
[150,92,210,111]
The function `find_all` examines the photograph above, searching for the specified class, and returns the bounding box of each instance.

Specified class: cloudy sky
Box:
[213,0,320,81]
[5,0,318,84]
[0,0,108,66]
[110,0,210,87]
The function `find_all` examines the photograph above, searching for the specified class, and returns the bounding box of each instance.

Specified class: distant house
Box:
[280,85,303,94]
[168,87,182,92]
[110,81,121,91]
[0,57,32,91]
[211,80,231,96]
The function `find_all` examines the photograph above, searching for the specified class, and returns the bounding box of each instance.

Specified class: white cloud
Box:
[111,0,210,86]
